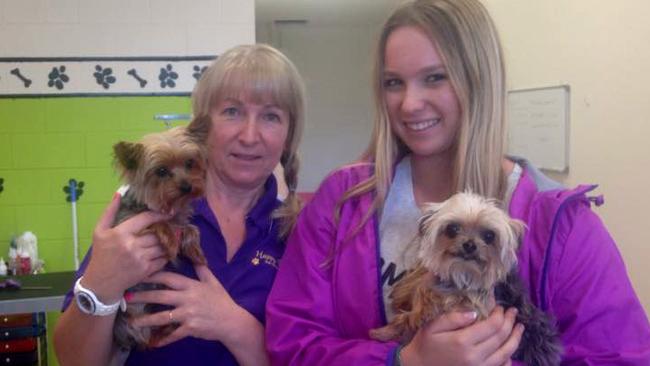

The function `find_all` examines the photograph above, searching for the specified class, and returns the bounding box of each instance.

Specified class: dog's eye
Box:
[185,159,194,170]
[156,167,170,177]
[481,230,496,245]
[444,223,461,239]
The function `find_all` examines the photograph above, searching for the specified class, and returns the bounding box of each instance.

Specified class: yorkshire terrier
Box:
[111,126,207,350]
[370,192,562,366]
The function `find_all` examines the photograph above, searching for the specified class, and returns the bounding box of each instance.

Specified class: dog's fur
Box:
[111,126,207,350]
[369,192,562,366]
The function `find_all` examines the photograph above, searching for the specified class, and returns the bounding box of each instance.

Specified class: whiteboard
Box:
[507,85,570,172]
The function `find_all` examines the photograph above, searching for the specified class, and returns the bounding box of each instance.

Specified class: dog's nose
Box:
[462,240,477,254]
[179,181,192,194]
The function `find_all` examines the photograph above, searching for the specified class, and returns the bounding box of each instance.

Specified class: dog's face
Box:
[113,127,206,214]
[416,192,525,291]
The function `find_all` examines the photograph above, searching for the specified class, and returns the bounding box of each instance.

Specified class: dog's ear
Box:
[509,218,527,243]
[113,141,144,172]
[418,203,442,236]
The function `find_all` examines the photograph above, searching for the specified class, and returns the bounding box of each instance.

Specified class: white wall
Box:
[483,0,650,314]
[0,0,254,57]
[258,23,377,190]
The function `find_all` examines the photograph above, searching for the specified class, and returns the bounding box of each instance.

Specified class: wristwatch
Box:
[74,276,123,316]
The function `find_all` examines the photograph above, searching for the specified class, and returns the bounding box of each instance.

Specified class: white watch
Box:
[74,277,124,316]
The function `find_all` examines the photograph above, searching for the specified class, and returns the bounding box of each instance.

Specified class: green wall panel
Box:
[15,205,71,240]
[0,99,46,133]
[45,98,118,133]
[12,133,85,169]
[0,208,15,255]
[0,170,51,205]
[0,135,11,169]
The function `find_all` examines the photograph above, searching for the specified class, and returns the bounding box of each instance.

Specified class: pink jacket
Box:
[266,161,650,365]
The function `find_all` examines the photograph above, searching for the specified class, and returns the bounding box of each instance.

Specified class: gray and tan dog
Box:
[111,126,207,350]
[370,192,561,366]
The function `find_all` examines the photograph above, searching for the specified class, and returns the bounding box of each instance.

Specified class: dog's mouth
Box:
[451,251,483,263]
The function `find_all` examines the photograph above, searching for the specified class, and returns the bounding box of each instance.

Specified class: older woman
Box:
[54,44,305,366]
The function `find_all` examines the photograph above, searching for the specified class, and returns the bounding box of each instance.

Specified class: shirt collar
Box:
[193,175,280,230]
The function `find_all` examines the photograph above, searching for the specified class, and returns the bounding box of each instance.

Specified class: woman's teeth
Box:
[405,119,439,131]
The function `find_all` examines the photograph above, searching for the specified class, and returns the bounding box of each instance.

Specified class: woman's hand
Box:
[129,265,254,347]
[401,307,524,366]
[82,193,170,303]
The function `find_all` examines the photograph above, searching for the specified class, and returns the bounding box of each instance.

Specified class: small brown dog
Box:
[111,126,207,350]
[370,192,561,366]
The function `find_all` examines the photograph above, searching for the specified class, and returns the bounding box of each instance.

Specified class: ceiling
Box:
[255,0,402,26]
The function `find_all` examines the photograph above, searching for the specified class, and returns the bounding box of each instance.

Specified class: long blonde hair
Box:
[188,44,306,239]
[338,0,508,223]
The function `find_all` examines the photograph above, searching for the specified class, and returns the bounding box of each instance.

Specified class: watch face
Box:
[77,292,95,314]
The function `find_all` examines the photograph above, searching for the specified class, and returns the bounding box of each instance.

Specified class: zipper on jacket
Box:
[539,185,598,311]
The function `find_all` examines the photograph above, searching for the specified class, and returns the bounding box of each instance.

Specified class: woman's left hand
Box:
[128,265,248,347]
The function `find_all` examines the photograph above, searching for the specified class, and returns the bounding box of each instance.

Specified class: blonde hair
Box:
[338,0,507,223]
[188,44,306,239]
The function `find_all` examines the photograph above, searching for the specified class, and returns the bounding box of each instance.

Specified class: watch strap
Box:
[74,276,124,316]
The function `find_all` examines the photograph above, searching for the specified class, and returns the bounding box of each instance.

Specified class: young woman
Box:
[54,44,305,366]
[265,1,650,365]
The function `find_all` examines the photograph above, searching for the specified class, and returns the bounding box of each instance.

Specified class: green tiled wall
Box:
[0,96,191,366]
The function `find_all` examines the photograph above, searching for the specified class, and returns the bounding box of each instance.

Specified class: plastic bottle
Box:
[8,247,17,276]
[17,249,31,275]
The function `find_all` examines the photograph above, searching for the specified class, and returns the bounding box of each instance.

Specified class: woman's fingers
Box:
[425,310,479,334]
[132,308,178,328]
[141,243,165,260]
[459,307,514,345]
[120,211,170,234]
[145,258,169,277]
[96,193,122,231]
[154,326,191,348]
[471,307,518,354]
[128,289,180,307]
[484,323,524,366]
[143,271,193,290]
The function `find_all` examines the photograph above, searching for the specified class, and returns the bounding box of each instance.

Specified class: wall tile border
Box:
[0,56,215,98]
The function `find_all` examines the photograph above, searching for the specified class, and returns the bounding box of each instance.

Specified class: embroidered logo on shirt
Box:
[251,250,278,269]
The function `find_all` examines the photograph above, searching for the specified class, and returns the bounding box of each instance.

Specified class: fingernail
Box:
[113,192,121,200]
[517,323,525,333]
[464,311,478,320]
[511,308,519,317]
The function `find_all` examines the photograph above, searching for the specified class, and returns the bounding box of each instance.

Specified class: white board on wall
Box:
[507,85,570,172]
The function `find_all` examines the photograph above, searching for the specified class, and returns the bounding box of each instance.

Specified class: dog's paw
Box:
[369,326,399,342]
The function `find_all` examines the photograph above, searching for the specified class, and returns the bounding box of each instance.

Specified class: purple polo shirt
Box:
[62,176,285,365]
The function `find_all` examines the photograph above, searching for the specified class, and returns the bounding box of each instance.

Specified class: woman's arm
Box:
[54,194,168,366]
[549,202,650,364]
[265,174,397,365]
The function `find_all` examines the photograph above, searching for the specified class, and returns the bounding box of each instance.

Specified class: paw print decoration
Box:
[48,65,70,90]
[93,65,116,89]
[192,65,207,81]
[159,64,179,88]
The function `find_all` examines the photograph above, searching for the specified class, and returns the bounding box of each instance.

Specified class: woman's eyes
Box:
[383,78,403,89]
[222,107,240,117]
[262,113,281,123]
[383,73,446,89]
[220,106,283,123]
[425,73,447,84]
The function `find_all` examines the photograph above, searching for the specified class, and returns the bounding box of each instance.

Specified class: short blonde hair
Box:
[188,44,306,238]
[339,0,508,222]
